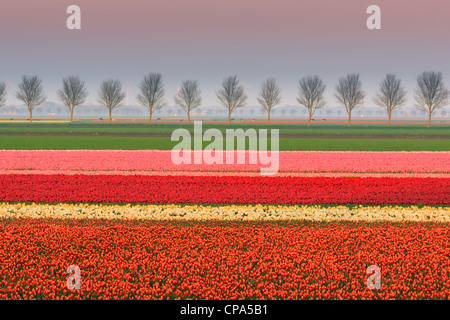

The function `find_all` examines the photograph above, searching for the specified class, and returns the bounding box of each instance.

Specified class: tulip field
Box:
[1,174,449,205]
[0,124,449,300]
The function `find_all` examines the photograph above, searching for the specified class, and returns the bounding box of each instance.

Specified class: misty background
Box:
[1,0,450,119]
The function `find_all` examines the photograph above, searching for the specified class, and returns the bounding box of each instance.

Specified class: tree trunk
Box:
[347,112,351,127]
[188,111,191,123]
[268,111,271,124]
[149,110,152,124]
[228,111,231,125]
[387,112,391,127]
[428,112,431,127]
[308,111,312,127]
[109,109,112,123]
[29,108,32,124]
[70,108,74,125]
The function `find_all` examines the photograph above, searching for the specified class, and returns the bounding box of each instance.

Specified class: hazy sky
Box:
[1,0,450,109]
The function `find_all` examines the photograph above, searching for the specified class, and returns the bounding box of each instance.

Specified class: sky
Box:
[1,0,450,111]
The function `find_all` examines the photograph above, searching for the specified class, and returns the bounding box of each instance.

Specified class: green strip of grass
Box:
[0,136,448,151]
[0,126,449,135]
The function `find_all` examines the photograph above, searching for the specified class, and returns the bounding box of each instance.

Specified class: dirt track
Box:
[0,132,449,139]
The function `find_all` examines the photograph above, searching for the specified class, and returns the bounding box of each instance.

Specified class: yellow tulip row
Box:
[0,203,449,222]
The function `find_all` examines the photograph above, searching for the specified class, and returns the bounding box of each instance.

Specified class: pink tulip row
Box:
[1,150,449,174]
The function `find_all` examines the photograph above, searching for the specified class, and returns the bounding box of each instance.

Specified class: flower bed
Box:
[1,219,449,299]
[1,150,448,174]
[0,174,448,205]
[1,203,449,222]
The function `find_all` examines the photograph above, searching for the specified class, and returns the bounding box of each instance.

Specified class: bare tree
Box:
[174,80,202,123]
[216,76,248,125]
[137,73,166,124]
[334,74,364,126]
[16,75,46,124]
[372,74,407,127]
[57,76,89,124]
[257,77,282,124]
[97,79,125,123]
[297,75,327,126]
[0,82,6,108]
[414,71,449,127]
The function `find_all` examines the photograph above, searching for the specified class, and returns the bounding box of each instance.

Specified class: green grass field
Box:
[0,136,448,151]
[0,121,448,151]
[0,122,449,135]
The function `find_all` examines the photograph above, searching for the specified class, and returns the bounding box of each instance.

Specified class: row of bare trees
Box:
[0,72,448,126]
[300,72,449,127]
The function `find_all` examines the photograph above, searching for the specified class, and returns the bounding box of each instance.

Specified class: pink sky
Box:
[1,0,450,107]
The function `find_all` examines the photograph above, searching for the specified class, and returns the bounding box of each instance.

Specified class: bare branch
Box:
[257,77,282,123]
[334,74,364,126]
[297,75,327,126]
[137,73,166,123]
[16,75,46,124]
[216,76,248,124]
[57,76,89,124]
[372,74,407,126]
[0,82,6,107]
[97,79,126,123]
[414,71,449,126]
[174,79,202,123]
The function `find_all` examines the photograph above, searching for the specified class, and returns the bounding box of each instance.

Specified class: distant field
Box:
[0,122,449,135]
[0,120,448,151]
[0,136,448,151]
[3,118,449,125]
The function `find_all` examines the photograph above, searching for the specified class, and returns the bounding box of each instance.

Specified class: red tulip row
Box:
[1,219,449,300]
[0,174,448,205]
